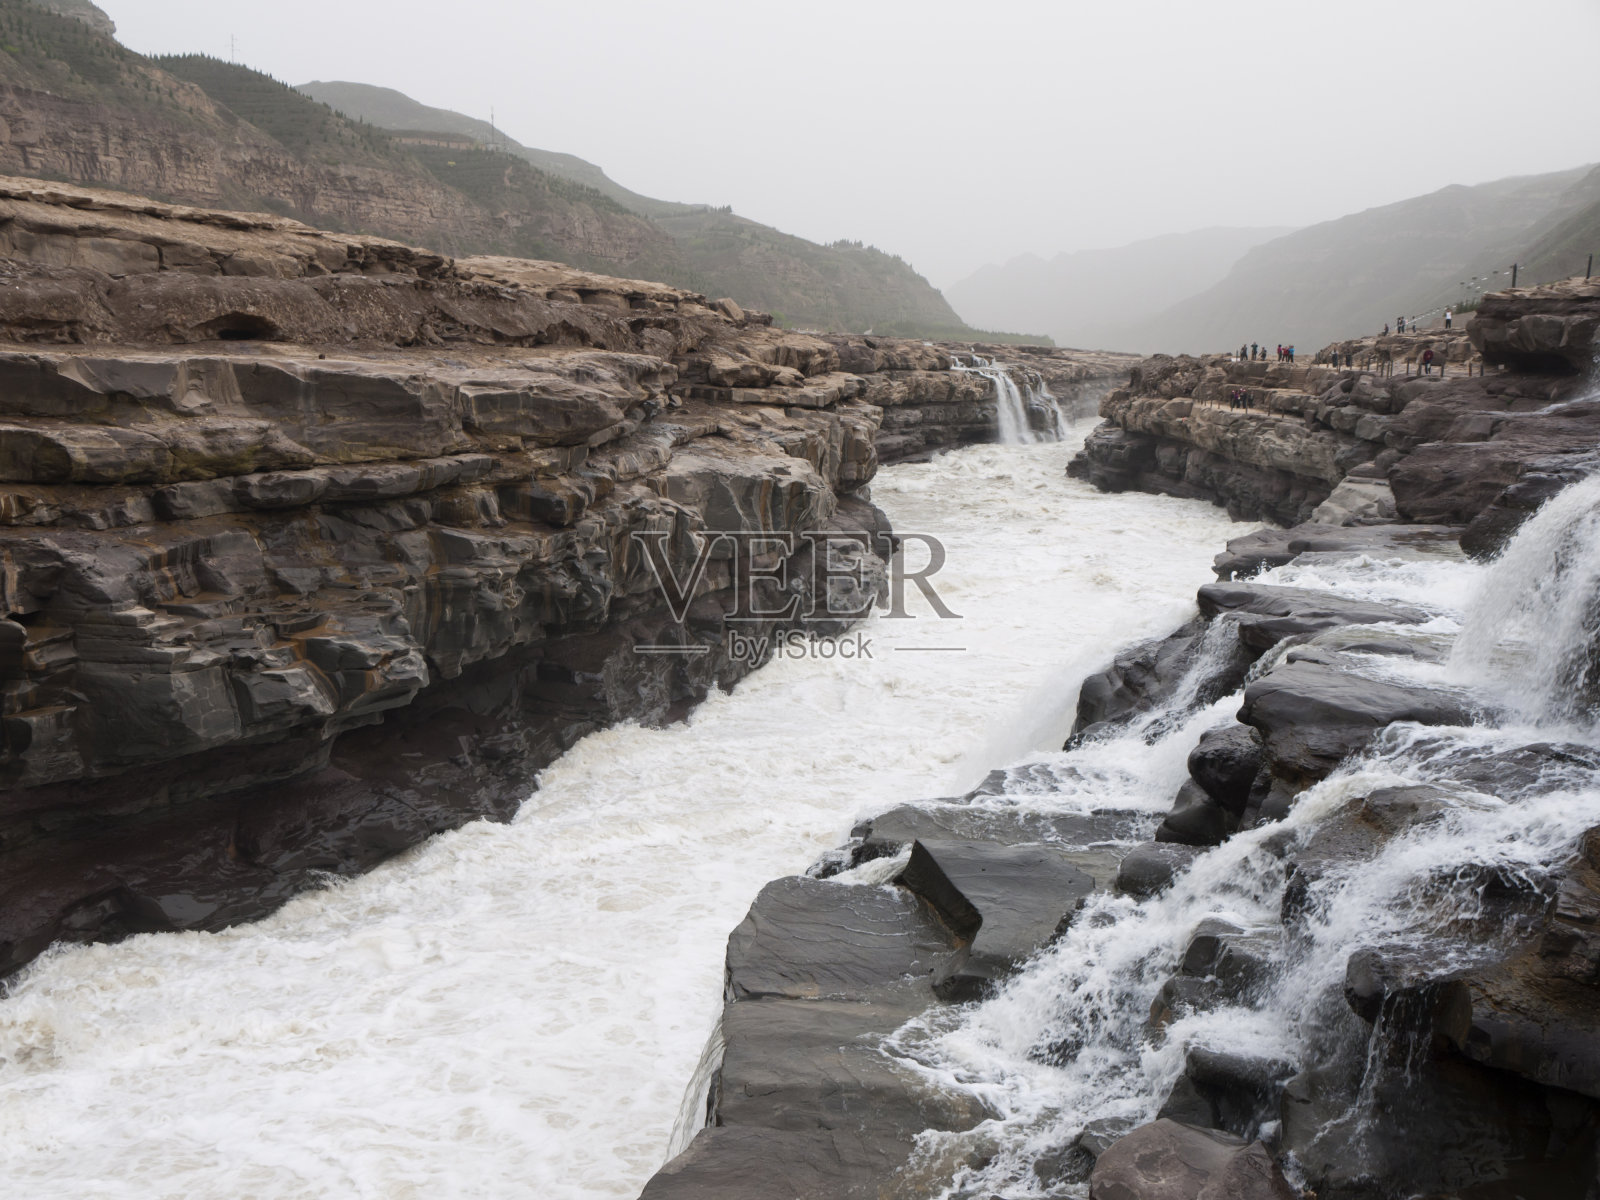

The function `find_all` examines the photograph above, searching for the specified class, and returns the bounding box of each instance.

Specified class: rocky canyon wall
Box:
[1069,279,1600,535]
[0,176,1085,979]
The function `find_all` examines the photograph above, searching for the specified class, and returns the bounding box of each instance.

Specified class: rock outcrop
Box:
[645,786,1144,1198]
[1070,280,1600,535]
[649,280,1600,1200]
[0,177,1039,978]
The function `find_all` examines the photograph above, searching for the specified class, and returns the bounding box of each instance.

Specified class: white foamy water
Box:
[953,356,1067,444]
[0,433,1245,1199]
[899,477,1600,1198]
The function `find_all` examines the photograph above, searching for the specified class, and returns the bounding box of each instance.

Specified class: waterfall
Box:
[954,355,1070,445]
[892,489,1600,1197]
[1452,470,1600,727]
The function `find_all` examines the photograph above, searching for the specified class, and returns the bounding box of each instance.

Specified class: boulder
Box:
[1117,842,1202,899]
[1157,1047,1296,1141]
[1156,780,1234,847]
[1186,724,1263,814]
[1088,1119,1295,1200]
[1071,616,1254,741]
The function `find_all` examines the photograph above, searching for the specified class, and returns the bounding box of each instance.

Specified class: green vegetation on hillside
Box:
[153,55,395,164]
[0,0,143,97]
[295,78,1019,338]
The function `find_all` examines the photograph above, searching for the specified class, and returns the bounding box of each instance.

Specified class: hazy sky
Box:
[97,0,1600,289]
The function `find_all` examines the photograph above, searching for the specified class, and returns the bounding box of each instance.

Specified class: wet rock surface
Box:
[1087,1119,1295,1200]
[898,839,1094,1000]
[650,751,1150,1196]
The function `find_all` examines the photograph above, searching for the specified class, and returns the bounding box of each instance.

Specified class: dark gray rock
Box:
[1197,583,1428,654]
[1212,524,1465,580]
[714,997,988,1137]
[641,1125,908,1200]
[1186,724,1264,814]
[1180,919,1279,997]
[1156,780,1234,847]
[1240,655,1475,789]
[724,876,955,1003]
[1157,1047,1296,1141]
[1088,1119,1295,1200]
[1071,617,1254,742]
[896,839,1095,1000]
[852,803,1143,889]
[1117,842,1202,899]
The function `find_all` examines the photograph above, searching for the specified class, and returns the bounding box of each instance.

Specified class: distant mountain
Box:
[0,7,1026,341]
[296,79,1002,339]
[1128,166,1597,353]
[27,0,110,35]
[947,226,1294,353]
[1499,165,1600,292]
[298,80,691,219]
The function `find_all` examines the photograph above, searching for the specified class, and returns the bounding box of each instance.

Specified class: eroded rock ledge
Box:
[651,284,1600,1199]
[0,176,1106,978]
[1070,278,1600,535]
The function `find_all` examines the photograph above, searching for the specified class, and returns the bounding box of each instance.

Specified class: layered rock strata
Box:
[1071,278,1600,531]
[0,177,1043,978]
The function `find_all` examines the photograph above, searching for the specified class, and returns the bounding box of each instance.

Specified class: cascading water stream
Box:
[1451,469,1600,727]
[891,478,1600,1198]
[953,355,1069,446]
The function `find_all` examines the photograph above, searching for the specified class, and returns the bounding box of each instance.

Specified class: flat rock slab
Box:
[898,839,1094,1000]
[725,876,955,1003]
[1213,523,1465,579]
[642,1125,909,1200]
[1197,582,1428,653]
[1241,655,1475,783]
[858,803,1144,889]
[716,997,988,1137]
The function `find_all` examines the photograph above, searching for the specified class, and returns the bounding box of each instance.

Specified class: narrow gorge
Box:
[1,159,1599,1200]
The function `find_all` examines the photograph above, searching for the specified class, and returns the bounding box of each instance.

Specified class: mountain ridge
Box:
[1116,165,1598,353]
[948,225,1295,353]
[0,5,1035,340]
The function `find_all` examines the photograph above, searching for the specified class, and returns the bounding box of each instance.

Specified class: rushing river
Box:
[0,431,1245,1199]
[894,473,1600,1198]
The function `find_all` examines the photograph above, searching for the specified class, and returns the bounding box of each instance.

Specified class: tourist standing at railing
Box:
[1445,310,1453,329]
